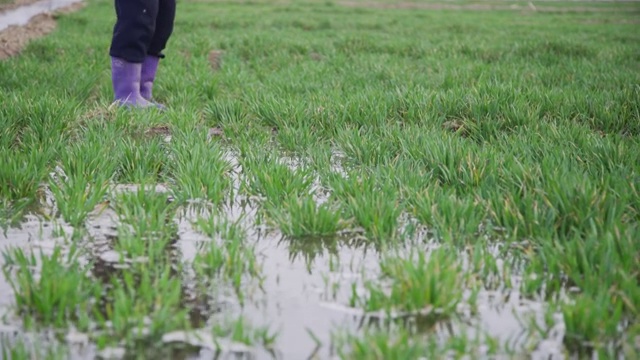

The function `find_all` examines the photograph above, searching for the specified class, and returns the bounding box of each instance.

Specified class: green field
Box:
[1,0,639,358]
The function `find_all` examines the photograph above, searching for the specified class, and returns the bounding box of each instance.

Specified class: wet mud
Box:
[0,0,84,60]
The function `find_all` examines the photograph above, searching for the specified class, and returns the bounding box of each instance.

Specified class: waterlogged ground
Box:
[1,0,640,359]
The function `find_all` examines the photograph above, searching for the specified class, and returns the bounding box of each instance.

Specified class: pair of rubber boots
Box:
[111,56,166,110]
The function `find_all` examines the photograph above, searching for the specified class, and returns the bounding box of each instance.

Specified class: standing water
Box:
[0,0,83,31]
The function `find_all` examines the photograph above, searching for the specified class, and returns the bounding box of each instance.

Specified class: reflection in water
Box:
[0,175,570,360]
[278,233,374,272]
[0,194,565,359]
[85,200,225,357]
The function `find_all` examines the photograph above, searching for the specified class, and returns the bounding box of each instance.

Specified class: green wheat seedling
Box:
[115,136,169,184]
[561,293,625,355]
[193,215,261,293]
[49,176,110,228]
[0,201,37,234]
[0,147,52,228]
[537,229,638,310]
[0,148,51,203]
[411,186,487,244]
[1,94,78,152]
[112,189,178,264]
[487,145,635,242]
[203,98,249,131]
[265,195,351,238]
[230,124,274,157]
[333,91,398,130]
[49,136,120,227]
[335,328,428,360]
[276,123,321,155]
[345,192,402,241]
[95,265,189,350]
[335,317,500,359]
[334,125,402,167]
[0,337,68,360]
[536,170,629,239]
[53,130,120,180]
[466,243,510,293]
[0,99,22,150]
[398,128,486,190]
[112,227,177,269]
[353,247,465,321]
[330,174,402,241]
[486,190,548,242]
[303,142,336,175]
[193,212,247,244]
[242,157,315,206]
[114,188,178,237]
[521,225,640,312]
[249,92,308,130]
[280,235,344,269]
[167,130,233,205]
[192,241,261,302]
[1,339,32,360]
[523,239,578,300]
[519,227,639,357]
[212,315,279,349]
[1,245,99,330]
[622,323,640,359]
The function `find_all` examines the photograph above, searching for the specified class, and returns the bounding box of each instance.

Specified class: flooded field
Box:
[0,161,567,359]
[1,0,639,358]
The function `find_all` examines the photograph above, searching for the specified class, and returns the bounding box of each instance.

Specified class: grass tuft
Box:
[266,195,351,238]
[1,245,99,330]
[352,247,466,320]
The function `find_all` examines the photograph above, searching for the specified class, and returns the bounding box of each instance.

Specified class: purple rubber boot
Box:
[140,55,166,109]
[111,57,155,109]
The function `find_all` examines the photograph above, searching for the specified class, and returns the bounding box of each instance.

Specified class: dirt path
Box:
[0,1,84,60]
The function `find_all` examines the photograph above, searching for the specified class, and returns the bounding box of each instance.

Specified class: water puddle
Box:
[0,0,83,32]
[242,234,377,359]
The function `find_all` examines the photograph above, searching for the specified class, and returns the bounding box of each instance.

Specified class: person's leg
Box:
[109,0,160,108]
[140,0,176,104]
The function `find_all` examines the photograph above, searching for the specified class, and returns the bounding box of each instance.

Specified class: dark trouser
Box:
[109,0,176,63]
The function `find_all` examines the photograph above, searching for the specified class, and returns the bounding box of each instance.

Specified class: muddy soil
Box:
[0,13,55,59]
[0,1,84,60]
